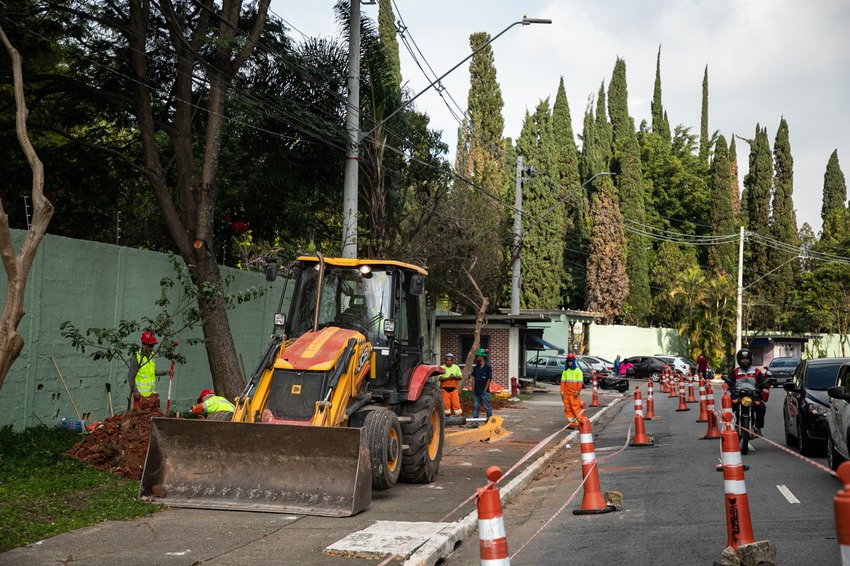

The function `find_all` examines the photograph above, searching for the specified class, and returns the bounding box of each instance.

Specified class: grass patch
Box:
[0,426,157,553]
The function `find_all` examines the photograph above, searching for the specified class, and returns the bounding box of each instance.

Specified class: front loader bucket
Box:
[139,418,371,517]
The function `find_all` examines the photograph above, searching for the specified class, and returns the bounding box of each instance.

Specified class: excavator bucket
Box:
[139,418,372,517]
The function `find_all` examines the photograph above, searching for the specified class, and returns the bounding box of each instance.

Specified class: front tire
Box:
[399,382,444,484]
[740,413,750,455]
[364,409,402,490]
[798,420,816,457]
[828,434,846,471]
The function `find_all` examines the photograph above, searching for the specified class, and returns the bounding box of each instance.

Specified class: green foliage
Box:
[60,254,267,369]
[743,125,773,330]
[768,118,799,326]
[0,426,156,552]
[651,46,671,142]
[707,135,737,275]
[699,66,710,165]
[650,242,698,327]
[822,149,847,226]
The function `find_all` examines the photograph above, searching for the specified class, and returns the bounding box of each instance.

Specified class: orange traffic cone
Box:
[686,374,697,403]
[668,371,679,398]
[720,389,734,430]
[476,466,509,564]
[573,415,617,515]
[834,462,850,563]
[702,382,722,440]
[676,380,690,411]
[696,377,709,423]
[660,370,669,394]
[644,379,656,420]
[590,372,600,407]
[629,386,654,446]
[719,413,756,550]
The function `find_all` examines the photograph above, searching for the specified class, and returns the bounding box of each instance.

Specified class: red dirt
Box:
[65,394,163,480]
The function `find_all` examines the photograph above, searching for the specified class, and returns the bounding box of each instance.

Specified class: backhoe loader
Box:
[139,255,445,516]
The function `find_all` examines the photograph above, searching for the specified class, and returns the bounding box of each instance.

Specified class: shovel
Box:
[106,383,114,417]
[165,340,178,416]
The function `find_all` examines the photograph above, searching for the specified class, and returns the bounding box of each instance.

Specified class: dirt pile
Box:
[65,394,163,480]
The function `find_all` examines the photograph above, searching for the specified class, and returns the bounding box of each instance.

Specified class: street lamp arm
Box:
[360,17,551,141]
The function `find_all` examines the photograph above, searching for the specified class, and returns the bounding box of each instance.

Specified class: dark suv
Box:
[783,357,850,456]
[765,357,800,388]
[623,356,668,381]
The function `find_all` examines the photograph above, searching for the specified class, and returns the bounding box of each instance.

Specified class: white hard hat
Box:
[445,353,454,358]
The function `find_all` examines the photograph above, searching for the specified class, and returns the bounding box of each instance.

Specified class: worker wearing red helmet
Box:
[560,352,584,429]
[191,389,235,421]
[127,331,168,409]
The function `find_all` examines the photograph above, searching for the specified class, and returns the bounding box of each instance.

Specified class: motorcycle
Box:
[730,385,766,455]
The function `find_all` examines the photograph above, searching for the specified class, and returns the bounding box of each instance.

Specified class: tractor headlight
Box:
[274,313,286,330]
[383,319,396,336]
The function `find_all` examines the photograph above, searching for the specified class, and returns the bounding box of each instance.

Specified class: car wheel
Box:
[797,420,817,457]
[828,434,846,471]
[784,411,796,447]
[650,373,660,382]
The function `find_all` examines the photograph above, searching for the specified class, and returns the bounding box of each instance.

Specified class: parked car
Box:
[576,358,610,385]
[826,363,850,470]
[525,355,566,384]
[623,356,669,381]
[783,357,850,456]
[655,355,697,375]
[579,355,615,374]
[765,357,800,388]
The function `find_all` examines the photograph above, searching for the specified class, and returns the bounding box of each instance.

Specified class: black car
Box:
[623,356,668,381]
[765,357,800,388]
[599,368,630,393]
[783,357,850,456]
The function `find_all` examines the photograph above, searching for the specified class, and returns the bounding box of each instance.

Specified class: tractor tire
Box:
[399,382,444,484]
[364,408,402,491]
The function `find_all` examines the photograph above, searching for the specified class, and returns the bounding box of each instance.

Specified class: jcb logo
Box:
[356,345,370,374]
[291,384,302,395]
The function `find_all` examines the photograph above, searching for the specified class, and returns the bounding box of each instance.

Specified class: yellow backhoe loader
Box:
[139,255,445,516]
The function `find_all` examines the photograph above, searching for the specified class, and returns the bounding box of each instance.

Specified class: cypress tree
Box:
[377,0,401,86]
[699,66,709,164]
[595,81,613,168]
[552,77,585,308]
[708,135,737,275]
[742,125,772,328]
[516,100,562,309]
[822,149,847,224]
[585,175,628,324]
[651,46,671,142]
[770,117,799,288]
[729,136,741,217]
[608,58,651,323]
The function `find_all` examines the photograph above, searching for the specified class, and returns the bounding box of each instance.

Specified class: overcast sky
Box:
[270,0,850,236]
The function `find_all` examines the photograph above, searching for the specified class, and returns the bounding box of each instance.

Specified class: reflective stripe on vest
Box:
[135,351,156,396]
[561,367,583,383]
[735,368,758,389]
[205,396,235,413]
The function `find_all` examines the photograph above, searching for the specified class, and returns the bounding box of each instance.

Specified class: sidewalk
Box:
[1,385,629,566]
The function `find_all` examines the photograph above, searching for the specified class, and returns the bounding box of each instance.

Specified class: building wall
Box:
[437,325,511,390]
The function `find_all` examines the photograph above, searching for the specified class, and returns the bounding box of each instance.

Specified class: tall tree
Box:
[742,125,773,330]
[822,149,847,237]
[729,136,741,218]
[707,135,737,275]
[552,77,584,308]
[699,66,710,164]
[377,0,401,86]
[516,100,562,309]
[608,58,650,323]
[585,175,628,323]
[651,45,671,142]
[769,117,799,326]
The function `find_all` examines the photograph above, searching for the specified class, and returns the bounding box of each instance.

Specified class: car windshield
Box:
[770,358,799,368]
[804,363,843,390]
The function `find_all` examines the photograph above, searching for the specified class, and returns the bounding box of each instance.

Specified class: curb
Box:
[403,397,626,566]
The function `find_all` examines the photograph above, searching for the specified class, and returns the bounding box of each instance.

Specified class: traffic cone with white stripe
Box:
[702,382,722,440]
[644,379,656,420]
[715,413,776,566]
[477,466,509,565]
[676,380,690,411]
[834,462,850,566]
[629,386,654,446]
[696,377,709,423]
[590,372,600,407]
[720,389,734,430]
[668,371,679,398]
[687,374,697,403]
[661,370,670,394]
[574,415,617,515]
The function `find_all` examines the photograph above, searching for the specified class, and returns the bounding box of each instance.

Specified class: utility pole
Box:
[511,156,524,315]
[735,225,744,355]
[341,0,361,258]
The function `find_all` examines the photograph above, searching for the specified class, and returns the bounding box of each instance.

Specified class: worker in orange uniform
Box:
[438,353,463,416]
[560,353,584,429]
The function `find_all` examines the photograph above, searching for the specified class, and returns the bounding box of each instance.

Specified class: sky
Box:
[269,0,850,236]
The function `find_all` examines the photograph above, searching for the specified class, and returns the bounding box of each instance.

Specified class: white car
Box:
[826,362,850,470]
[655,355,697,375]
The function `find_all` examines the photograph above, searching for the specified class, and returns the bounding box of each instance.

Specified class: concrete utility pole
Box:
[736,225,744,355]
[511,156,524,315]
[341,0,361,258]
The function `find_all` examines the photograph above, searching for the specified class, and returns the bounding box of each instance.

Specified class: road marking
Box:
[777,484,800,503]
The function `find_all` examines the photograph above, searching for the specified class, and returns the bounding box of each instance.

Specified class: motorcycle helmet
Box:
[736,348,753,370]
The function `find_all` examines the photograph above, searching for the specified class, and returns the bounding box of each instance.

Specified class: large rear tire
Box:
[364,409,402,491]
[399,382,444,484]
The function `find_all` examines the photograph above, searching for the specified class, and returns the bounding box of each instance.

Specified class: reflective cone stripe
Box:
[676,381,690,411]
[644,380,656,419]
[696,378,709,422]
[629,386,653,446]
[721,390,734,430]
[477,466,509,565]
[590,373,600,407]
[668,372,679,398]
[703,383,721,439]
[720,413,756,549]
[687,375,697,403]
[834,462,850,565]
[573,415,616,514]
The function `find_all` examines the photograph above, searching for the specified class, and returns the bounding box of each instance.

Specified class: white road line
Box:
[777,484,800,504]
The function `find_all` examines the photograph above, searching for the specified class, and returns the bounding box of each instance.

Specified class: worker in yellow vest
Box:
[191,389,236,421]
[128,331,168,409]
[560,353,584,429]
[438,353,463,416]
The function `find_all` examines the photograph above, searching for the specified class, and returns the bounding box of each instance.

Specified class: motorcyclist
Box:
[723,348,770,435]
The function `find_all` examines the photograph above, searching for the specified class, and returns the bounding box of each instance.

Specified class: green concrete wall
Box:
[0,231,287,429]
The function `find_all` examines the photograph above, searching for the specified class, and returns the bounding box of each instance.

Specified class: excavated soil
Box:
[65,394,164,480]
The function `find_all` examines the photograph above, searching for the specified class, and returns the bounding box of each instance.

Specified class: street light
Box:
[343,15,552,257]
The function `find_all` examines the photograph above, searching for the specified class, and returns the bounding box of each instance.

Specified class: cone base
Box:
[573,504,617,515]
[676,407,691,411]
[696,418,707,422]
[701,433,722,439]
[629,440,654,446]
